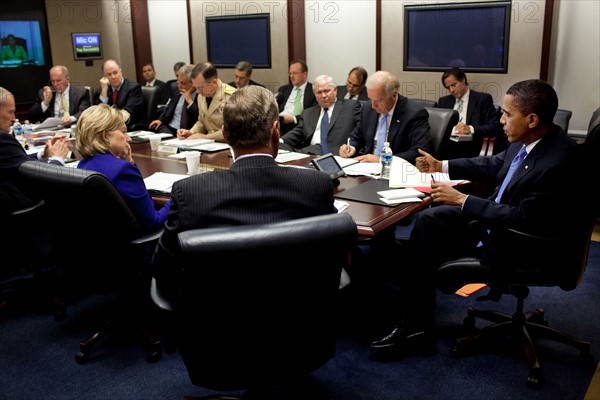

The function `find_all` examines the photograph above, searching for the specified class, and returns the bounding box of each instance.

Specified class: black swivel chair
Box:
[151,213,357,399]
[131,85,161,130]
[410,98,438,108]
[424,107,459,159]
[436,209,596,388]
[0,199,61,315]
[18,160,163,364]
[553,108,573,134]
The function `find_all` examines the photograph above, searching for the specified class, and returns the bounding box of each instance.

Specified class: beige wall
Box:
[45,0,136,90]
[381,0,546,108]
[43,0,599,133]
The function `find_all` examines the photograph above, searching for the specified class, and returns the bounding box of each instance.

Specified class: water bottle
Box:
[380,142,393,179]
[12,119,23,140]
[23,120,33,147]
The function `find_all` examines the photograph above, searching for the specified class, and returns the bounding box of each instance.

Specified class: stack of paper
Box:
[162,138,215,149]
[144,172,190,194]
[376,188,425,205]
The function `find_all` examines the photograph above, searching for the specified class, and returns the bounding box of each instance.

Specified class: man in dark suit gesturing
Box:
[98,59,144,130]
[275,59,317,135]
[281,74,361,156]
[370,79,586,358]
[437,67,504,158]
[153,86,337,291]
[339,70,431,165]
[29,65,91,127]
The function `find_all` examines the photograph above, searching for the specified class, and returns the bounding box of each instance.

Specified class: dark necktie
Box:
[206,97,212,108]
[112,89,118,105]
[320,108,330,155]
[179,98,188,129]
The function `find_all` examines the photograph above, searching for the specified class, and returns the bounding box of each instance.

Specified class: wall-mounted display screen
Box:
[206,13,271,68]
[0,20,46,67]
[404,1,511,73]
[71,33,103,60]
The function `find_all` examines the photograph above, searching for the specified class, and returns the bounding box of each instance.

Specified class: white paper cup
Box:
[185,152,201,175]
[149,136,161,151]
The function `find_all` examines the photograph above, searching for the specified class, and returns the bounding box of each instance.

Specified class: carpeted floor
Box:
[1,239,599,400]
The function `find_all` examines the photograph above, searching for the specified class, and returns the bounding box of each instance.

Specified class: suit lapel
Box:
[329,100,344,131]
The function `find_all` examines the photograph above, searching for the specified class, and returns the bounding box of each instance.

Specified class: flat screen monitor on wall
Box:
[0,20,46,67]
[206,13,271,68]
[71,33,103,61]
[404,1,511,73]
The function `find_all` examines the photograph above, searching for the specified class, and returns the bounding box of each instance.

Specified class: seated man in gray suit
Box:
[29,65,91,127]
[281,75,361,156]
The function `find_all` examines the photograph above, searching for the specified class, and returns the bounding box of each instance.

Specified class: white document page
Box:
[162,138,215,148]
[388,156,465,188]
[343,162,381,176]
[275,152,310,163]
[144,172,190,193]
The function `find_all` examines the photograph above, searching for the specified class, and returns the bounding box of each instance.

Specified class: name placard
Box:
[157,145,179,154]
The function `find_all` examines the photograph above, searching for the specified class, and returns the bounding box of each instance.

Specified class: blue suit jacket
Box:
[281,99,361,156]
[78,153,170,233]
[348,95,431,164]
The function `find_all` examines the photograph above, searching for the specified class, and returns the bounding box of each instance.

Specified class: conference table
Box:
[129,141,432,238]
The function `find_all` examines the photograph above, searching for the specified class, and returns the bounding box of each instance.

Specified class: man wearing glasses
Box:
[337,66,369,102]
[29,65,91,127]
[280,75,361,156]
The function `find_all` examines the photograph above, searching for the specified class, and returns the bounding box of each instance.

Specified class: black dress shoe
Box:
[370,323,436,358]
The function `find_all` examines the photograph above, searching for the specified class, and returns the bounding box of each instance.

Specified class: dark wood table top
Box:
[130,142,432,237]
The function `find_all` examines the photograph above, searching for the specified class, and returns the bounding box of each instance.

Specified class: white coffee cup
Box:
[185,152,201,175]
[149,136,161,151]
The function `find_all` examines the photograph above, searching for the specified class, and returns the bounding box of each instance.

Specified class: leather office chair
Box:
[18,160,163,364]
[553,108,573,134]
[83,85,94,106]
[410,98,437,108]
[0,200,61,315]
[151,213,357,399]
[141,85,161,125]
[424,106,459,159]
[436,210,596,389]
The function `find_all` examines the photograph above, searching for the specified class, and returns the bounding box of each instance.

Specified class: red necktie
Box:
[112,89,118,105]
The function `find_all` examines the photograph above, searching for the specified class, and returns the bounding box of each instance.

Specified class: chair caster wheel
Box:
[147,348,162,363]
[75,351,89,364]
[462,315,475,330]
[526,368,545,389]
[450,344,463,359]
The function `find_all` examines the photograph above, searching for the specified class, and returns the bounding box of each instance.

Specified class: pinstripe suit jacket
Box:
[153,154,337,277]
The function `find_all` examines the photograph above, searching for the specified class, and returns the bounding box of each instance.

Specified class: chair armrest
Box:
[10,200,45,216]
[150,276,175,311]
[131,228,163,246]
